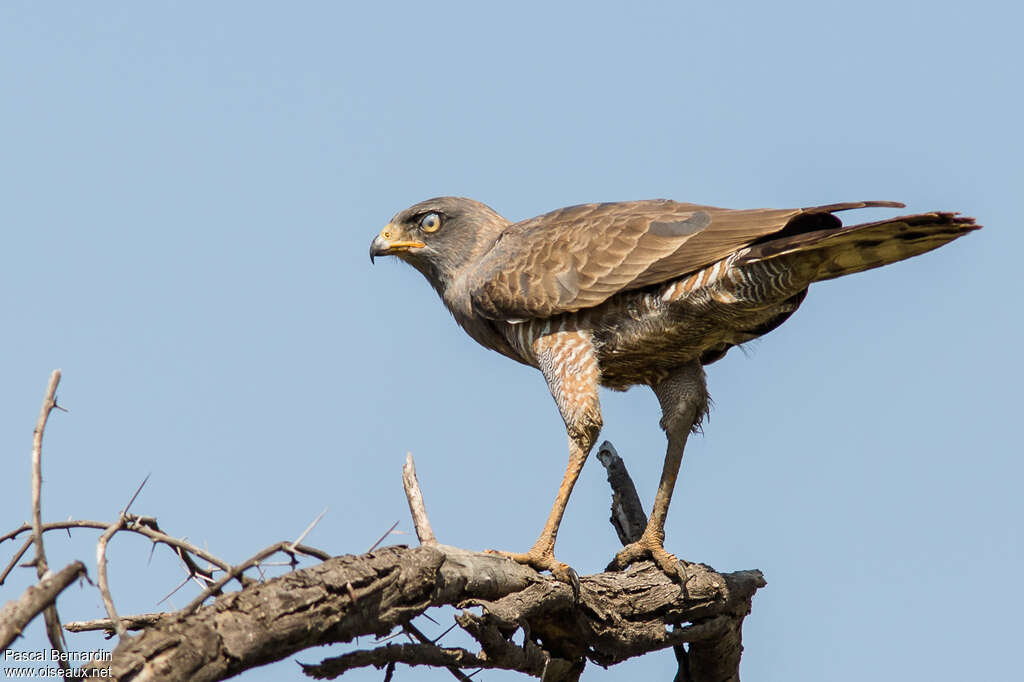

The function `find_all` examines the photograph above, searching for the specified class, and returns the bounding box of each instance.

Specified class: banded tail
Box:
[737,208,980,283]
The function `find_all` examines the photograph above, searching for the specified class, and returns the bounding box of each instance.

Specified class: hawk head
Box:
[369,197,510,292]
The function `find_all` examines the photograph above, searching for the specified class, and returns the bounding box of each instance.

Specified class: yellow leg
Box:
[488,329,601,593]
[607,362,708,581]
[489,434,592,587]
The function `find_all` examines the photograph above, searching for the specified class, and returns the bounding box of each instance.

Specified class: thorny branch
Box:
[295,452,763,682]
[89,543,761,681]
[2,374,765,682]
[3,372,334,655]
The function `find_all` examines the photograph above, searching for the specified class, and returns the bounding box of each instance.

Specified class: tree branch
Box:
[301,642,491,679]
[402,453,437,546]
[29,369,69,667]
[5,376,765,682]
[596,441,648,546]
[64,613,166,635]
[0,561,85,651]
[86,543,762,681]
[597,439,752,682]
[96,517,128,638]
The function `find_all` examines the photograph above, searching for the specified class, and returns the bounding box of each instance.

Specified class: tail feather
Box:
[737,211,980,282]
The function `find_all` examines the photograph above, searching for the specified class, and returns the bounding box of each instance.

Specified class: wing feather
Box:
[468,199,904,320]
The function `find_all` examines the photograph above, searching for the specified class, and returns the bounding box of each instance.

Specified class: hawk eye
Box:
[419,212,442,233]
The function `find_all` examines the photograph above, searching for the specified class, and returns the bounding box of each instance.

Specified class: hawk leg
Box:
[607,362,708,582]
[488,329,602,591]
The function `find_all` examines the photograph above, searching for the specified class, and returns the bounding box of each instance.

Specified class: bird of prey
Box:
[369,197,978,584]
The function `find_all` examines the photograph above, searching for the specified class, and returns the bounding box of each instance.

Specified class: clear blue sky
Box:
[1,2,1019,680]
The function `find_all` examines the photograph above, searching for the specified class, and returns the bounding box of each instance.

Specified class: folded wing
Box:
[468,199,905,320]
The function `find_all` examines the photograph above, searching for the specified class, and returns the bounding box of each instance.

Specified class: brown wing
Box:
[468,199,904,320]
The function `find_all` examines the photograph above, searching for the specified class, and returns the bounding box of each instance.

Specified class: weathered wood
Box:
[86,544,762,681]
[0,561,85,651]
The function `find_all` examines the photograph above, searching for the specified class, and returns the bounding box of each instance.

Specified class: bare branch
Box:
[6,387,765,682]
[1,517,332,587]
[0,537,33,585]
[600,440,749,682]
[2,518,228,586]
[0,561,85,651]
[301,642,493,679]
[596,441,647,545]
[95,516,127,638]
[29,369,69,665]
[31,371,62,572]
[90,543,762,681]
[182,540,327,614]
[455,609,555,678]
[402,453,437,545]
[64,613,167,635]
[403,622,473,682]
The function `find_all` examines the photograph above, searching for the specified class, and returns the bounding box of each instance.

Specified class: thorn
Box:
[121,473,151,516]
[156,575,192,606]
[367,520,400,553]
[432,622,458,644]
[374,630,404,644]
[567,567,581,603]
[289,507,328,551]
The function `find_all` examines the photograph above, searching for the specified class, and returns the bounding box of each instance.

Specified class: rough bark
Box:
[85,545,762,681]
[6,372,765,681]
[0,561,86,651]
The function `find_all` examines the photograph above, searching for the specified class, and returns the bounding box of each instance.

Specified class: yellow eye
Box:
[419,212,442,233]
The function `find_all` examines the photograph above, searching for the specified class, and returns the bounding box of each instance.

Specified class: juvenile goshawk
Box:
[370,197,978,584]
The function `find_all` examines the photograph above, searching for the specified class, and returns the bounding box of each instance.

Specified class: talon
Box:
[485,547,579,595]
[607,536,689,584]
[562,566,581,602]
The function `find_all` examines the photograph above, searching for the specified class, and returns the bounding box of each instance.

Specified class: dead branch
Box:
[3,517,230,586]
[4,376,765,682]
[596,441,648,546]
[301,642,494,679]
[0,537,33,585]
[2,517,327,591]
[597,440,748,682]
[29,369,69,667]
[402,453,437,545]
[65,613,166,635]
[182,540,324,614]
[87,544,762,681]
[0,561,85,651]
[402,622,474,682]
[96,517,128,638]
[51,452,763,682]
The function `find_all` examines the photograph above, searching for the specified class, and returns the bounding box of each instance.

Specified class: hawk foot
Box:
[486,548,580,599]
[606,536,689,584]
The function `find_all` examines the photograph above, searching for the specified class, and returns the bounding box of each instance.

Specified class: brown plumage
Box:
[370,197,979,586]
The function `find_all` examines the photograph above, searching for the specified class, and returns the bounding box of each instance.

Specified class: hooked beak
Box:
[369,225,425,263]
